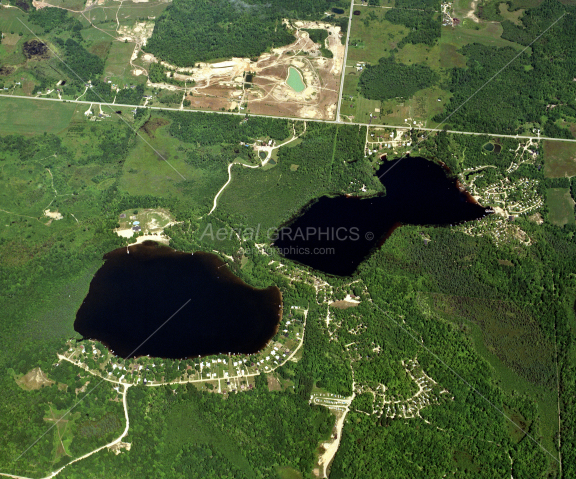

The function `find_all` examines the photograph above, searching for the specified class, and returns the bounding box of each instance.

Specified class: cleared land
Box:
[546,188,575,227]
[543,140,576,177]
[0,98,78,135]
[144,20,345,120]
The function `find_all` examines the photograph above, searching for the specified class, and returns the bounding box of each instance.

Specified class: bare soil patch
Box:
[329,300,359,310]
[267,373,282,391]
[16,367,54,390]
[147,19,343,120]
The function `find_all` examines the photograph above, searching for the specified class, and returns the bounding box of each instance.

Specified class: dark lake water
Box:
[75,242,282,359]
[274,156,490,276]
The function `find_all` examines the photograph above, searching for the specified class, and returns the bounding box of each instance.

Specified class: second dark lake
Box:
[75,242,282,359]
[274,156,490,276]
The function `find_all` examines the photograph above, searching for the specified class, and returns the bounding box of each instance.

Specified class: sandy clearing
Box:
[16,367,54,391]
[128,234,170,245]
[44,209,63,220]
[465,0,480,23]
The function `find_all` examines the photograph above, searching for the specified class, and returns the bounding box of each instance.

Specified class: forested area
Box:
[29,7,83,34]
[384,9,440,47]
[144,0,348,66]
[54,38,104,81]
[436,0,576,137]
[115,85,144,106]
[359,56,437,100]
[54,380,333,478]
[393,0,439,9]
[166,111,292,146]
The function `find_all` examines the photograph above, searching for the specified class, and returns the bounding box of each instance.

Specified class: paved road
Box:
[336,0,355,122]
[2,93,576,143]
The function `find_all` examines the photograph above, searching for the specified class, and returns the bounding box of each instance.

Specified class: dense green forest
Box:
[359,56,437,100]
[53,38,104,81]
[53,380,333,478]
[29,7,83,34]
[384,9,441,48]
[144,0,348,66]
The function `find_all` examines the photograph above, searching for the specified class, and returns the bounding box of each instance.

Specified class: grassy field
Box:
[340,72,380,123]
[103,41,139,85]
[396,41,467,69]
[498,3,525,24]
[42,0,87,10]
[547,188,575,227]
[346,9,407,65]
[439,22,529,52]
[0,9,44,36]
[0,98,78,135]
[119,117,228,212]
[543,140,576,177]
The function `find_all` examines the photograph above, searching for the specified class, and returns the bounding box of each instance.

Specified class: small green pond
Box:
[286,67,305,93]
[483,142,494,152]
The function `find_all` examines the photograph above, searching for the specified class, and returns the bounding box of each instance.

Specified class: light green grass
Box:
[396,42,467,70]
[347,9,408,65]
[439,22,529,52]
[276,465,303,479]
[340,72,380,123]
[119,119,227,211]
[498,2,525,24]
[103,41,136,84]
[115,2,170,20]
[0,98,78,135]
[547,188,575,227]
[543,141,576,178]
[0,9,43,36]
[44,0,86,10]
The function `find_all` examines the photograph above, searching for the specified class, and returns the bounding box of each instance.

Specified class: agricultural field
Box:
[0,98,78,134]
[546,187,575,227]
[543,140,576,177]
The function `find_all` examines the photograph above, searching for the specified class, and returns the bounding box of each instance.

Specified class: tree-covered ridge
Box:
[144,0,348,67]
[359,56,438,100]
